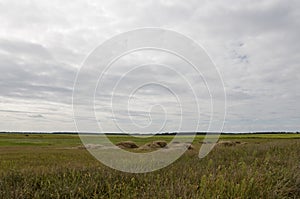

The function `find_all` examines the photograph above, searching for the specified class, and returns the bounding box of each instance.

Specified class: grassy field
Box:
[0,133,299,198]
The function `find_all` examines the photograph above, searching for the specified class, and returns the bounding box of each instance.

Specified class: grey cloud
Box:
[0,39,76,105]
[0,0,299,132]
[27,114,45,118]
[0,39,52,59]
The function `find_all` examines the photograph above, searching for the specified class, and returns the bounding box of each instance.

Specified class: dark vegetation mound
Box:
[116,141,139,149]
[139,140,168,149]
[217,140,247,146]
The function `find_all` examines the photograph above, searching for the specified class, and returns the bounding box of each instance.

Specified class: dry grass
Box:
[0,134,299,198]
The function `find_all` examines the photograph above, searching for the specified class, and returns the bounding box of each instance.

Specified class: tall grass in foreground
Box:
[0,139,299,198]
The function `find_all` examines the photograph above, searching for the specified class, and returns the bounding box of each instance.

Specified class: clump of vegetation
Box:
[0,134,299,198]
[217,140,246,146]
[139,140,168,149]
[116,141,139,149]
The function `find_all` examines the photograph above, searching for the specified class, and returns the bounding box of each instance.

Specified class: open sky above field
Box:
[0,0,299,133]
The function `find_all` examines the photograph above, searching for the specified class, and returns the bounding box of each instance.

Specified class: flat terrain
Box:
[0,133,299,198]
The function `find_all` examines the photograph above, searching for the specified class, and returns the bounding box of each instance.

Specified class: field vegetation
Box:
[0,133,299,198]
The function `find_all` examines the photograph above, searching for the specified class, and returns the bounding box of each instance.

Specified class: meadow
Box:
[0,133,299,198]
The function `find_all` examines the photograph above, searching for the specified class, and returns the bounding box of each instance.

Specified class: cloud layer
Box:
[0,0,299,132]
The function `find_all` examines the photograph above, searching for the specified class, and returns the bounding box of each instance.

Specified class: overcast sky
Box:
[0,0,299,132]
